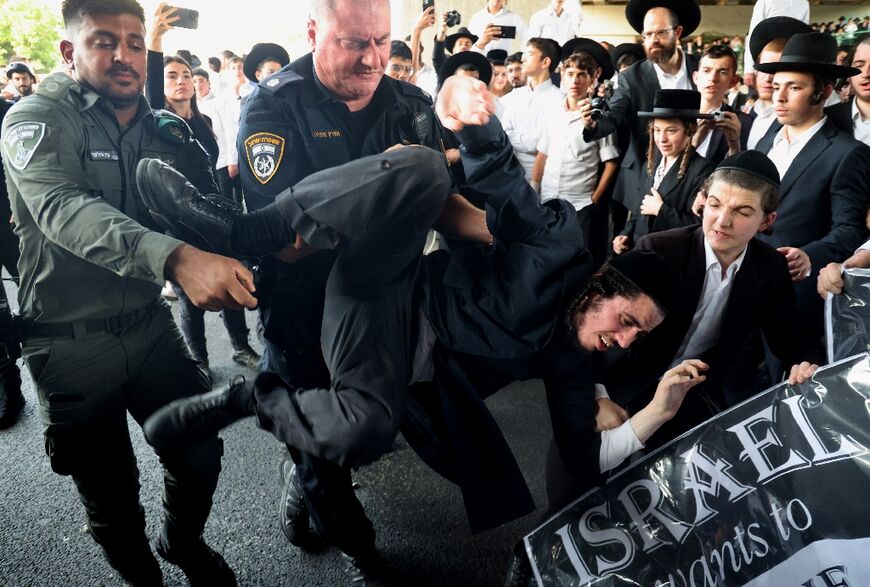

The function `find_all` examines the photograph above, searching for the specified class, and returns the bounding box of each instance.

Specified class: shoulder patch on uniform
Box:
[258,70,304,93]
[244,132,285,185]
[154,111,191,144]
[3,121,46,171]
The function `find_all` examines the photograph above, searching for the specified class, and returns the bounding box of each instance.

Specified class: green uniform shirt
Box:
[0,72,215,324]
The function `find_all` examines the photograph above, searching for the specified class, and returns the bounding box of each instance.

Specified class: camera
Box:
[712,110,725,121]
[589,97,606,121]
[445,10,461,27]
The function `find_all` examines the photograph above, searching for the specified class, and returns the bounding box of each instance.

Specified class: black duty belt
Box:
[17,303,158,339]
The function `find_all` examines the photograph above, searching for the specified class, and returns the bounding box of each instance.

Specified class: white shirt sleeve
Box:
[596,133,620,163]
[599,419,645,473]
[857,239,870,254]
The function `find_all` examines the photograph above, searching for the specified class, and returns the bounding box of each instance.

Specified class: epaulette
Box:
[33,73,76,101]
[152,110,192,144]
[398,80,433,105]
[258,69,304,93]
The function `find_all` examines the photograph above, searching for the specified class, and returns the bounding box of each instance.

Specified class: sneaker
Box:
[340,549,394,586]
[231,345,261,370]
[161,281,178,301]
[278,454,326,552]
[0,367,24,430]
[155,537,237,587]
[143,376,254,454]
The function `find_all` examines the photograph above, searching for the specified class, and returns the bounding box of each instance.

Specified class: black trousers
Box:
[174,282,250,361]
[251,147,450,555]
[216,166,243,207]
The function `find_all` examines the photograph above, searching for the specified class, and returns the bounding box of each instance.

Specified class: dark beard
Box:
[647,42,677,66]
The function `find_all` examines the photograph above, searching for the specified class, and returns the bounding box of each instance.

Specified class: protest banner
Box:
[825,267,870,363]
[525,354,870,587]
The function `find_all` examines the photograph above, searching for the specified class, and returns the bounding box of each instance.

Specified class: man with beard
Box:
[826,33,870,146]
[5,62,37,102]
[0,0,255,583]
[581,0,701,235]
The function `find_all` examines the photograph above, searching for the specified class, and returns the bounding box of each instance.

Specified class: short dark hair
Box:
[61,0,145,31]
[221,50,236,59]
[527,37,560,74]
[701,168,780,216]
[208,57,221,72]
[227,56,243,66]
[562,52,598,76]
[617,52,642,70]
[390,40,412,61]
[192,68,209,80]
[701,44,738,74]
[506,52,523,66]
[846,33,870,66]
[257,56,284,74]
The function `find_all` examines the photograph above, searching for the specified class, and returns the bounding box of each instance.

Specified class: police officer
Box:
[0,0,256,584]
[233,0,451,581]
[0,95,23,429]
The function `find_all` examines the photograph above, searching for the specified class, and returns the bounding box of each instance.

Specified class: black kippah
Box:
[606,250,674,312]
[715,150,780,188]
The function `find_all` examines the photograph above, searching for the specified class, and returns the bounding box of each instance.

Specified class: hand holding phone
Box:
[167,6,199,29]
[498,25,516,39]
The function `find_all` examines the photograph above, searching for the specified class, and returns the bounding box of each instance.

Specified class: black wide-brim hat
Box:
[562,38,615,80]
[610,42,646,72]
[637,89,714,119]
[486,49,508,64]
[755,32,860,78]
[446,27,479,54]
[438,50,493,87]
[625,0,701,38]
[244,42,290,82]
[748,16,812,63]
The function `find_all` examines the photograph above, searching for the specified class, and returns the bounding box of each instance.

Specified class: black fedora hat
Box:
[755,32,860,78]
[625,0,701,38]
[445,27,479,54]
[243,42,290,83]
[176,49,201,69]
[610,42,646,72]
[748,16,813,63]
[486,49,508,64]
[438,50,493,87]
[562,38,615,80]
[716,150,780,188]
[637,89,714,119]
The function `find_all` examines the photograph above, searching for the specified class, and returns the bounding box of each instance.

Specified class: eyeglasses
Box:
[387,64,414,74]
[641,28,673,41]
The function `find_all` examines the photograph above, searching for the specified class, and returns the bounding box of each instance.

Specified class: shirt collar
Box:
[852,98,869,123]
[531,79,554,93]
[773,115,827,149]
[652,48,686,79]
[753,100,775,118]
[703,236,747,276]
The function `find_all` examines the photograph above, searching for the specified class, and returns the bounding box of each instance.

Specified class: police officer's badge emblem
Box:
[244,132,285,185]
[3,122,46,171]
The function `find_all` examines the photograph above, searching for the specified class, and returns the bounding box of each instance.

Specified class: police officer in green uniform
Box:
[0,0,256,584]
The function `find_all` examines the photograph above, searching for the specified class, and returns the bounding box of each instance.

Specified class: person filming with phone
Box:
[468,0,527,54]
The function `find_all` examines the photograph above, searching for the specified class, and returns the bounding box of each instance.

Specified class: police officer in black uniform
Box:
[0,96,23,429]
[234,0,452,581]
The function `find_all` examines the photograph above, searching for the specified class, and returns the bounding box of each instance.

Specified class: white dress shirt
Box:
[539,102,619,209]
[852,99,870,147]
[500,79,564,179]
[468,7,528,54]
[212,93,242,170]
[526,5,581,45]
[671,238,748,367]
[746,100,777,150]
[744,0,810,74]
[652,49,692,90]
[765,115,827,181]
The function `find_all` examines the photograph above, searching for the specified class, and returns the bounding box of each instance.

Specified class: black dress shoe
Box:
[278,454,326,551]
[156,537,237,587]
[0,367,24,430]
[143,377,254,454]
[136,158,241,257]
[340,549,394,586]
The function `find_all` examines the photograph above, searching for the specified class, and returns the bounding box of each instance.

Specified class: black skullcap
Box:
[715,150,780,188]
[605,250,674,312]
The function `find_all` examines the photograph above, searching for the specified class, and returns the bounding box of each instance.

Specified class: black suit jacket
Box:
[604,226,818,407]
[623,151,713,245]
[585,54,700,209]
[825,99,854,136]
[755,117,870,275]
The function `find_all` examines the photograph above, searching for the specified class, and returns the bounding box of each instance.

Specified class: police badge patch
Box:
[244,132,285,185]
[3,122,46,171]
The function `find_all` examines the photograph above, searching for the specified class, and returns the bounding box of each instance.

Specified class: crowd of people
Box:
[1,0,869,585]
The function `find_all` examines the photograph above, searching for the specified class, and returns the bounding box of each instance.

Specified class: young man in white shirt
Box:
[691,45,742,163]
[533,42,619,265]
[826,35,870,147]
[526,0,582,46]
[468,0,527,54]
[500,37,563,180]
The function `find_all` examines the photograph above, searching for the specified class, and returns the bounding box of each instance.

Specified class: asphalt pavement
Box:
[0,290,556,586]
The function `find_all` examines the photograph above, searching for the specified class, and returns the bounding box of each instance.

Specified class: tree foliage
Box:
[0,0,63,73]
